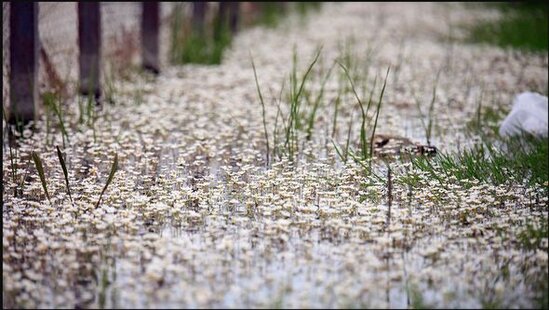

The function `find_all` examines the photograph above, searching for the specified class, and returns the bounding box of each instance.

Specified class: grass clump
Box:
[253,47,322,164]
[253,46,337,165]
[30,148,118,208]
[335,63,390,163]
[282,47,322,162]
[254,3,322,28]
[174,33,231,65]
[170,4,232,65]
[405,84,548,190]
[466,2,548,52]
[254,2,286,28]
[305,60,335,141]
[407,134,549,189]
[171,3,323,65]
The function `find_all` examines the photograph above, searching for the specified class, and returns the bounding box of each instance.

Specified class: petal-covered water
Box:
[3,3,548,309]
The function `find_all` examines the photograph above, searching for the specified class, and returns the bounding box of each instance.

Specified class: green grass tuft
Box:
[407,134,549,189]
[173,33,231,65]
[255,2,286,28]
[170,4,232,65]
[283,46,322,162]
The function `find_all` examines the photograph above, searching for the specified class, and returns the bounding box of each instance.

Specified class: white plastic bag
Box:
[499,92,548,138]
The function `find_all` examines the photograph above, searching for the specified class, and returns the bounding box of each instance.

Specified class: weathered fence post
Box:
[229,2,240,34]
[216,2,239,40]
[142,2,160,74]
[216,2,229,37]
[78,3,101,100]
[9,2,39,126]
[192,2,207,36]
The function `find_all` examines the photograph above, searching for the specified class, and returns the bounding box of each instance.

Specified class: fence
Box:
[2,2,271,129]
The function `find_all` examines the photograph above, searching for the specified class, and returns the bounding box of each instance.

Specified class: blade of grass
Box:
[95,153,118,209]
[306,60,335,141]
[284,46,323,161]
[17,158,31,197]
[56,145,73,203]
[44,92,70,148]
[369,66,391,159]
[331,87,342,138]
[412,86,428,135]
[426,68,442,146]
[32,151,51,204]
[251,54,270,167]
[273,78,286,160]
[293,46,322,133]
[347,149,385,183]
[344,111,354,163]
[331,138,346,163]
[363,75,378,158]
[339,61,377,160]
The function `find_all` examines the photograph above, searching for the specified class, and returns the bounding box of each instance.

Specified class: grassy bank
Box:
[467,2,548,52]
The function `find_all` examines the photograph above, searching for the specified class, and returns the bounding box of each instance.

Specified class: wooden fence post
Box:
[9,2,39,126]
[216,2,239,39]
[142,2,160,74]
[229,2,240,34]
[78,3,101,100]
[192,2,207,36]
[217,2,229,36]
